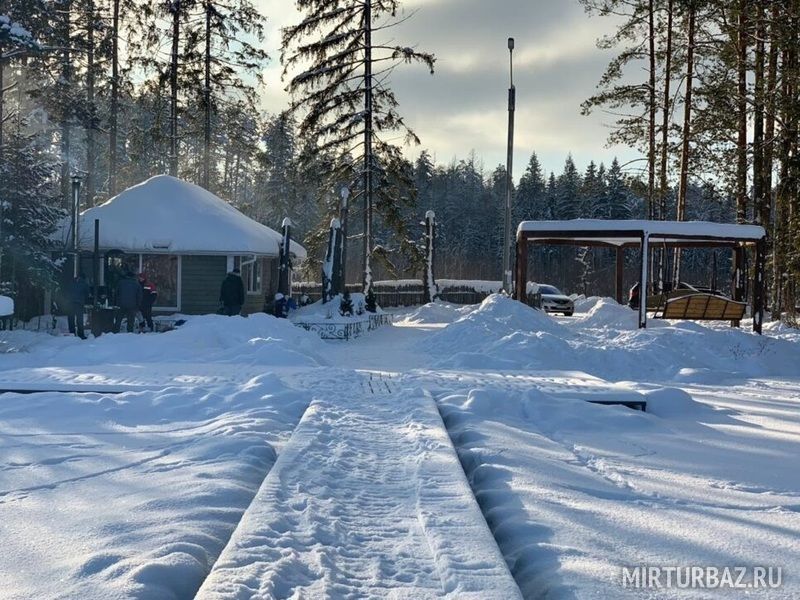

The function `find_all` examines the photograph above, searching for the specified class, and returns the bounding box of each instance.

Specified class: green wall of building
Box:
[179,255,276,315]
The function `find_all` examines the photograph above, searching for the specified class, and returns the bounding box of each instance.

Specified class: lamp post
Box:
[339,185,350,292]
[502,37,516,293]
[72,175,82,278]
[279,217,293,296]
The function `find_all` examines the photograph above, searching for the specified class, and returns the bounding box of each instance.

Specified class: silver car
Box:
[534,284,574,316]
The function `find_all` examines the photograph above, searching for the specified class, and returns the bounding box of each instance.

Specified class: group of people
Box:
[66,265,301,339]
[115,269,158,333]
[66,269,157,339]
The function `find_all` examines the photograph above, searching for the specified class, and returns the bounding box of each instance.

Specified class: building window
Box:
[234,256,262,295]
[140,254,180,309]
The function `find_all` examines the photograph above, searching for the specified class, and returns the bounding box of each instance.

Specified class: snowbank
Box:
[421,293,800,381]
[396,301,475,325]
[639,386,729,421]
[440,385,800,598]
[0,375,311,599]
[423,295,573,371]
[574,296,639,329]
[0,313,325,371]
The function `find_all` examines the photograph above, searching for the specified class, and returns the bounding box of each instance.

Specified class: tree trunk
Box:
[0,51,5,279]
[774,25,794,318]
[86,0,96,206]
[169,1,180,177]
[61,0,73,211]
[788,0,800,317]
[648,0,657,221]
[109,0,120,196]
[659,0,673,221]
[363,0,373,295]
[0,51,4,154]
[766,0,779,316]
[203,1,212,189]
[753,2,765,229]
[233,151,241,201]
[736,0,748,224]
[674,4,695,284]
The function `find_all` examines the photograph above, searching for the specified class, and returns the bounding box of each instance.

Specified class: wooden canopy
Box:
[515,219,767,334]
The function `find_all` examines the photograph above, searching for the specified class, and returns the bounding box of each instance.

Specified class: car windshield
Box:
[538,285,562,295]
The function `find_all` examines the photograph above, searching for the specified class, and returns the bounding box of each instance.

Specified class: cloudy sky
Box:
[255,0,638,179]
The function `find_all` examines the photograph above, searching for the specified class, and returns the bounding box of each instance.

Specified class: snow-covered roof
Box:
[57,176,306,258]
[0,295,13,316]
[517,219,765,246]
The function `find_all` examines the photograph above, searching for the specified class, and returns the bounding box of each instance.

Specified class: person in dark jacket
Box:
[219,268,245,316]
[67,273,90,339]
[138,272,158,331]
[114,269,142,333]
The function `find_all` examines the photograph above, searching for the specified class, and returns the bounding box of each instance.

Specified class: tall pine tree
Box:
[281,0,434,294]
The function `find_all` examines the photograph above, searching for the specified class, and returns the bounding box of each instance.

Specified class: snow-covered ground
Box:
[197,381,520,599]
[1,297,798,598]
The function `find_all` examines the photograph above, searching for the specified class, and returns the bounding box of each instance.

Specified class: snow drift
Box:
[0,313,325,372]
[423,294,800,381]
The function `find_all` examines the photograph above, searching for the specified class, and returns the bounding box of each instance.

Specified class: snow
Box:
[373,279,504,294]
[0,295,13,316]
[0,15,34,46]
[0,313,324,371]
[421,295,800,381]
[439,381,800,598]
[197,383,520,599]
[0,375,311,600]
[291,293,385,324]
[518,218,766,245]
[396,301,476,325]
[52,175,306,258]
[2,294,800,598]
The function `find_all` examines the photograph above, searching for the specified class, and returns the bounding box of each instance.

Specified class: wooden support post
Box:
[515,237,528,302]
[639,233,649,328]
[732,245,746,327]
[93,219,100,302]
[752,239,766,334]
[615,247,624,304]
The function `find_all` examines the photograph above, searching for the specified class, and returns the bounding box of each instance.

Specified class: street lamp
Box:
[71,175,82,278]
[502,37,516,293]
[339,185,350,291]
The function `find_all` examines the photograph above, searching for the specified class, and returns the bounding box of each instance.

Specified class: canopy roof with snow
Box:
[518,219,765,247]
[515,219,767,334]
[65,175,306,258]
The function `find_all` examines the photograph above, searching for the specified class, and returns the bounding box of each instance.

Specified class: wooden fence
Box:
[292,281,542,308]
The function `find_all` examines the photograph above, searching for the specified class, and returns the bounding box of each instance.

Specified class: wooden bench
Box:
[646,289,695,311]
[655,293,746,321]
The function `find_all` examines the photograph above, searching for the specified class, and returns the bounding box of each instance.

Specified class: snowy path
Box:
[197,380,521,599]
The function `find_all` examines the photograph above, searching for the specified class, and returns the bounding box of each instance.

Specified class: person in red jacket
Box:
[138,272,158,331]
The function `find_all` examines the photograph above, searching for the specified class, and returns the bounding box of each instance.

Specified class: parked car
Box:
[532,284,574,316]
